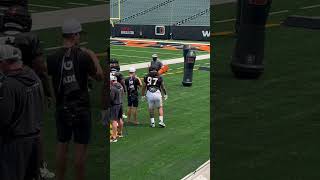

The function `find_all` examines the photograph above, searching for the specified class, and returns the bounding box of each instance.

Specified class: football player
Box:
[142,67,168,128]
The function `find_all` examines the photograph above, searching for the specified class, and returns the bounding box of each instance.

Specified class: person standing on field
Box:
[125,67,142,125]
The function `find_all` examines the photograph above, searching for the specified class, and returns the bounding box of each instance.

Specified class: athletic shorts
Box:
[128,96,139,107]
[102,108,110,126]
[55,109,92,144]
[146,90,162,109]
[0,137,40,180]
[110,104,123,121]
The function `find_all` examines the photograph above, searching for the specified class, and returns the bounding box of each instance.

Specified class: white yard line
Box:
[213,18,235,23]
[300,4,320,9]
[29,4,61,9]
[92,0,107,2]
[181,160,210,180]
[120,54,210,72]
[67,2,89,6]
[44,42,88,51]
[112,54,148,59]
[269,10,289,15]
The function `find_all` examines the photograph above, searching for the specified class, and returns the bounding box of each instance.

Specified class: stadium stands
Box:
[112,0,210,26]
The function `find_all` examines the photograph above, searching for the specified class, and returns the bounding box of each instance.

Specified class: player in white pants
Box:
[142,67,168,128]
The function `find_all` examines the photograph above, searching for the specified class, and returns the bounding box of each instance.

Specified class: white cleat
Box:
[40,163,55,179]
[110,138,118,143]
[150,123,156,128]
[159,121,166,128]
[122,114,127,119]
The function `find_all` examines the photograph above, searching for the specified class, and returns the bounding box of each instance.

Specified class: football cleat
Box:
[150,123,155,128]
[40,162,55,179]
[118,133,124,138]
[110,138,118,143]
[159,122,166,128]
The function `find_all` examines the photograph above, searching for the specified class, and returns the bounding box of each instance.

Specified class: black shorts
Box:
[128,96,139,107]
[110,104,123,121]
[0,137,40,180]
[102,108,110,126]
[56,109,91,144]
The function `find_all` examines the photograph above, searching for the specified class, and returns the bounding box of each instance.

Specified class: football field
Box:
[110,43,211,179]
[213,0,320,179]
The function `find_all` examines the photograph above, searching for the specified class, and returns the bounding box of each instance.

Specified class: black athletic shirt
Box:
[125,76,140,97]
[144,73,163,92]
[47,47,96,108]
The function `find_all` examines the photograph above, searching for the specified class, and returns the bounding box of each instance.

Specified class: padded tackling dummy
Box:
[231,0,272,79]
[182,45,196,87]
[158,65,169,75]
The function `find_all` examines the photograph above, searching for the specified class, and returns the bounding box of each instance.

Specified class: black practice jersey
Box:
[144,74,163,92]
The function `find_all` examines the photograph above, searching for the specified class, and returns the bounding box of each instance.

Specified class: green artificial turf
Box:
[110,60,211,180]
[212,1,320,179]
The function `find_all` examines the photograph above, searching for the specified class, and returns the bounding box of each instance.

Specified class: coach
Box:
[0,45,43,180]
[47,18,103,180]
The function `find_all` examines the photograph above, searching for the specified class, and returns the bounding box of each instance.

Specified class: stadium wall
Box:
[111,24,210,41]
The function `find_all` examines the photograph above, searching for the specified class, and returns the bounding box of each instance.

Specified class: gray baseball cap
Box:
[62,18,82,34]
[0,45,22,62]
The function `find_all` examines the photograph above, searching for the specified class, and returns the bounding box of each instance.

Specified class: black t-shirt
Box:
[125,76,140,97]
[144,73,163,92]
[47,47,96,108]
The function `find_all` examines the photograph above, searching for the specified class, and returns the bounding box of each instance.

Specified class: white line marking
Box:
[112,54,148,59]
[45,42,88,51]
[120,54,210,71]
[68,2,89,6]
[300,4,320,9]
[269,10,289,15]
[214,18,235,23]
[92,0,107,2]
[29,4,61,9]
